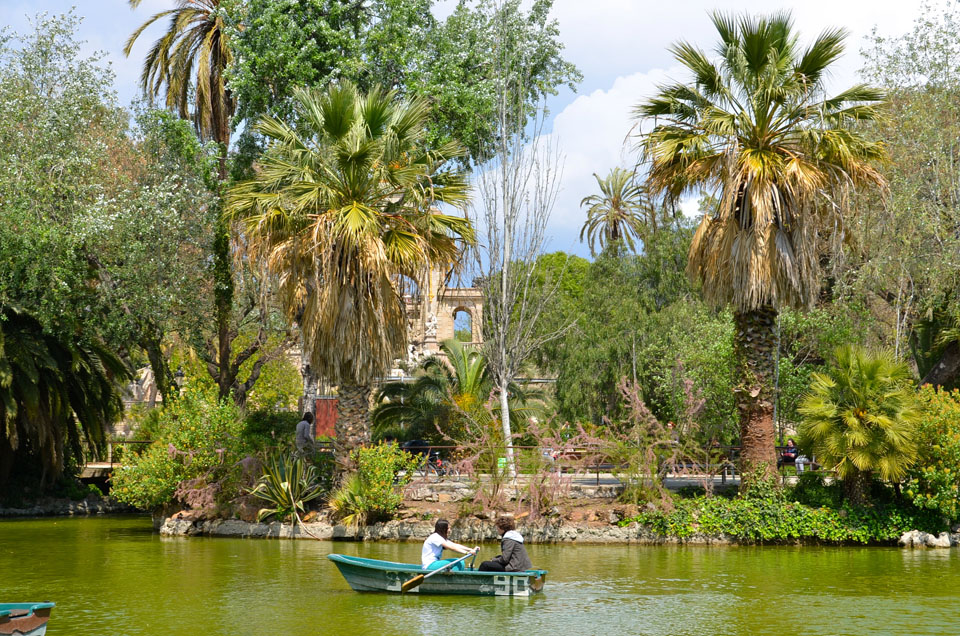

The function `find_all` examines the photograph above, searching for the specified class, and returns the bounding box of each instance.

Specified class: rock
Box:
[928,532,954,548]
[900,529,955,548]
[608,511,621,525]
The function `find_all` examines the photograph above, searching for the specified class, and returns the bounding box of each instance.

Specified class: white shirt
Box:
[421,532,446,568]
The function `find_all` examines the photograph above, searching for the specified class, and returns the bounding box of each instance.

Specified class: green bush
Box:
[330,443,421,524]
[623,492,945,543]
[111,387,250,511]
[789,472,842,509]
[242,410,301,448]
[905,386,960,522]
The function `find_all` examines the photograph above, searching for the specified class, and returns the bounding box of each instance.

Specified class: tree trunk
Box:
[212,211,234,403]
[499,379,516,480]
[0,437,14,491]
[336,384,371,465]
[733,305,779,486]
[921,341,960,388]
[843,469,872,506]
[142,335,176,405]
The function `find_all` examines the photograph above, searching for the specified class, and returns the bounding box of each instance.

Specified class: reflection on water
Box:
[1,516,959,636]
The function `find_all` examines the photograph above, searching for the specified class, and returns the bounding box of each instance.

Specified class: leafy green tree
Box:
[0,306,129,490]
[852,4,960,386]
[579,168,651,256]
[636,12,886,479]
[798,346,919,505]
[224,0,581,164]
[228,83,472,457]
[905,385,960,521]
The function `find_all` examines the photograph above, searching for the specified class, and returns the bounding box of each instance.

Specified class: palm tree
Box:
[126,1,251,405]
[228,83,473,458]
[372,339,543,443]
[798,346,919,504]
[579,168,651,256]
[0,306,129,489]
[124,0,234,167]
[635,12,885,479]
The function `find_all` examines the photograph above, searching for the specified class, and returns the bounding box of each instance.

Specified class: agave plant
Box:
[247,451,326,525]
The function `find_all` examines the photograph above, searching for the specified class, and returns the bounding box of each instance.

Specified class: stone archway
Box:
[403,267,483,365]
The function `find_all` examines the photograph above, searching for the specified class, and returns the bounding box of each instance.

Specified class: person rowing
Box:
[421,519,478,571]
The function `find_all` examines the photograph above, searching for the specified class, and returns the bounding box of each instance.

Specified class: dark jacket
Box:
[490,530,532,572]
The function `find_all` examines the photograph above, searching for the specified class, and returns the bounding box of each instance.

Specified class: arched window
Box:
[452,308,473,342]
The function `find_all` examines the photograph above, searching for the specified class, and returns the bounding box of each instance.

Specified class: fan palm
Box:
[372,339,544,442]
[798,346,919,504]
[0,306,129,489]
[228,83,473,457]
[579,168,652,256]
[635,12,886,478]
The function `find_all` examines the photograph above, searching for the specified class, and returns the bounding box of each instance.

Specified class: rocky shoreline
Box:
[158,513,960,548]
[0,495,136,518]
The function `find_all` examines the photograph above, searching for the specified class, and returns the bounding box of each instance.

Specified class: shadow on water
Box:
[2,516,959,636]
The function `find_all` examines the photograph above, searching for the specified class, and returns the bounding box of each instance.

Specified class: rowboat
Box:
[328,554,547,596]
[0,603,54,636]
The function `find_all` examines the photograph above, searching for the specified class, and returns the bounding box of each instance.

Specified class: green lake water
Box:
[2,515,959,636]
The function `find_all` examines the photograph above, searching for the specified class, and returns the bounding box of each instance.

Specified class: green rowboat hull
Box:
[0,603,54,636]
[327,554,547,596]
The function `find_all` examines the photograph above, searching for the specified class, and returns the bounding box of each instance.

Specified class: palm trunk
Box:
[843,469,872,506]
[336,384,372,465]
[733,305,778,486]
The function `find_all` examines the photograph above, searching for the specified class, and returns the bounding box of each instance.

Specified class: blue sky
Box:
[1,0,923,256]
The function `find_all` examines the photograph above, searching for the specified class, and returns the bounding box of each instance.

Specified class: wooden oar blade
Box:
[401,574,425,593]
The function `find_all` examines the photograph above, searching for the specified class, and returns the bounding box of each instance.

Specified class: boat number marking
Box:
[493,576,528,596]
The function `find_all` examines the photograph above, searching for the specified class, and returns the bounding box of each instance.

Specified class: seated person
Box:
[421,519,478,571]
[780,438,799,464]
[478,516,532,573]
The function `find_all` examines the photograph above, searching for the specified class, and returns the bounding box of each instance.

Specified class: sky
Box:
[0,0,925,256]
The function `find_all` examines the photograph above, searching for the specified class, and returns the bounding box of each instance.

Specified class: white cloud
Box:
[543,66,682,250]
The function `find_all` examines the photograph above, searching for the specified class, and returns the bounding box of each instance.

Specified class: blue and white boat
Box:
[0,603,54,636]
[328,554,547,596]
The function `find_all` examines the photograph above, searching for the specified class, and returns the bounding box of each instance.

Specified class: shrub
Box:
[242,410,301,448]
[788,472,842,509]
[329,443,421,524]
[623,492,945,543]
[111,387,250,511]
[904,386,960,522]
[248,451,326,524]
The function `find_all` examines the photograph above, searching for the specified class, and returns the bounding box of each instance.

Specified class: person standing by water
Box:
[478,516,532,572]
[295,411,315,454]
[421,519,478,571]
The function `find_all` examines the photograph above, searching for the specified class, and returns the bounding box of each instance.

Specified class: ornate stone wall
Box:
[404,267,483,366]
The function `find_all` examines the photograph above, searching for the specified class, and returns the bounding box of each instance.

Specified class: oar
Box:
[401,551,476,593]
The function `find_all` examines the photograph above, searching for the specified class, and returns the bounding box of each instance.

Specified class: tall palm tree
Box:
[798,346,919,504]
[579,168,651,257]
[372,338,543,442]
[125,0,239,403]
[228,83,473,458]
[0,306,129,489]
[124,0,234,167]
[635,12,885,479]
